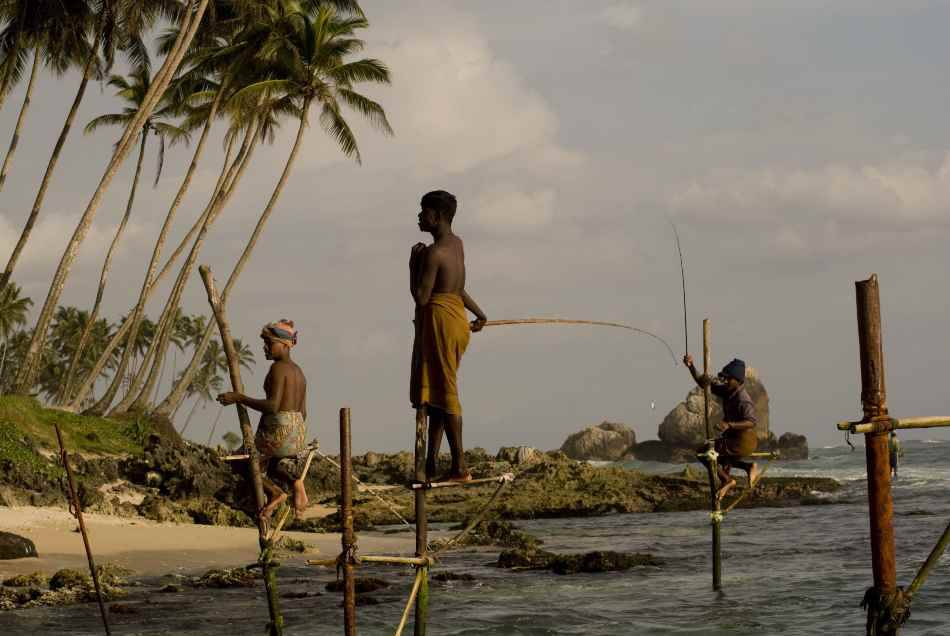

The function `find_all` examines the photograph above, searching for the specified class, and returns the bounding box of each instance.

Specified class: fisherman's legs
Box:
[426,410,445,480]
[271,456,309,515]
[256,459,288,523]
[444,414,470,480]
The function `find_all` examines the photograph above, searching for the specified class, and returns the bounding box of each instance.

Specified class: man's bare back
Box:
[263,360,307,417]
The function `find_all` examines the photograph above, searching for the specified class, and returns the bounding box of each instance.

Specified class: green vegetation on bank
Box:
[0,395,150,458]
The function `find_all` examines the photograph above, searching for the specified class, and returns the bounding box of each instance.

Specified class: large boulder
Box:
[495,446,542,465]
[0,531,37,560]
[777,432,809,460]
[560,422,636,461]
[658,368,770,448]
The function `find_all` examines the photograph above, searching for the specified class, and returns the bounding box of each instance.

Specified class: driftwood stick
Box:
[199,265,283,636]
[307,555,435,568]
[409,473,514,490]
[413,407,429,635]
[55,424,111,636]
[703,319,722,591]
[837,416,950,434]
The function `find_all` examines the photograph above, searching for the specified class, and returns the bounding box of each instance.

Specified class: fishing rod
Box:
[668,216,688,359]
[482,318,677,365]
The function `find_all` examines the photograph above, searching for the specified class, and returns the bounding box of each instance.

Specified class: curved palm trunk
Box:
[68,147,235,412]
[179,398,202,435]
[155,104,311,418]
[0,49,39,193]
[76,91,228,412]
[115,121,262,415]
[0,26,101,293]
[58,130,148,404]
[12,0,211,395]
[206,404,224,446]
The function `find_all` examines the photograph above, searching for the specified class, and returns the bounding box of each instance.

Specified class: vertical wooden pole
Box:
[703,318,722,591]
[855,275,898,634]
[413,407,429,636]
[199,266,282,636]
[340,408,356,636]
[55,424,111,636]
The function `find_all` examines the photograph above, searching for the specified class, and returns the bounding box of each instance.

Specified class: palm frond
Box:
[319,100,360,163]
[337,88,392,135]
[84,112,133,135]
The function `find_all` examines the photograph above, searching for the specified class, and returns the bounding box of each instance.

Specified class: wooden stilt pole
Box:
[55,424,111,636]
[413,407,429,636]
[855,275,901,635]
[340,408,357,636]
[199,266,283,635]
[703,319,722,591]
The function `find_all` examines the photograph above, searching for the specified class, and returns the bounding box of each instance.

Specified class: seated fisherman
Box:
[218,320,309,521]
[683,355,761,502]
[410,190,487,482]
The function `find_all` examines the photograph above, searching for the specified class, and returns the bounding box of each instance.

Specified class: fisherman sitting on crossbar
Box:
[218,320,309,521]
[683,355,761,502]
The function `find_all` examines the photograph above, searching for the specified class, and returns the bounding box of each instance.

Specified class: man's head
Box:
[418,190,457,232]
[261,319,297,361]
[718,358,746,390]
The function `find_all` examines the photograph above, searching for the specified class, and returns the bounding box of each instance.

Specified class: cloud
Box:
[598,3,643,31]
[471,188,556,234]
[667,153,950,256]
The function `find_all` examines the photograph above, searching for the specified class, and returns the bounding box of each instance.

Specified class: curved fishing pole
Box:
[668,216,688,359]
[483,318,678,366]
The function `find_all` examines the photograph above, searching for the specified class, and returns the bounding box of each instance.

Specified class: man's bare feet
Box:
[259,492,287,525]
[448,471,472,483]
[748,463,762,488]
[716,479,736,503]
[292,479,309,516]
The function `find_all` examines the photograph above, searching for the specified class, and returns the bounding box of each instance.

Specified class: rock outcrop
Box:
[560,422,636,461]
[776,432,809,460]
[495,446,542,465]
[0,532,37,560]
[658,368,770,449]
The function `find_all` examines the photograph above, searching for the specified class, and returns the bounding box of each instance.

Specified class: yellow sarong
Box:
[410,293,470,416]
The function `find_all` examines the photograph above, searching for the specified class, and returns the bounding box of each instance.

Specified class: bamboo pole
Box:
[396,569,425,636]
[906,519,950,598]
[54,424,111,636]
[702,319,722,591]
[837,416,950,434]
[341,407,357,636]
[307,555,435,568]
[199,265,283,636]
[413,407,429,636]
[855,275,899,635]
[409,474,514,490]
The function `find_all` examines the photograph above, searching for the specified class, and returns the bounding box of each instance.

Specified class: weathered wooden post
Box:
[413,407,429,635]
[702,319,723,591]
[413,407,430,634]
[199,265,283,636]
[340,408,357,635]
[55,424,111,636]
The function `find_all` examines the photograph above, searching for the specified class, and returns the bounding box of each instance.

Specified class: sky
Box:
[2,1,949,453]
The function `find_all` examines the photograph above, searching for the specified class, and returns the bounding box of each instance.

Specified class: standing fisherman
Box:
[410,190,487,482]
[888,431,903,479]
[683,355,761,502]
[218,320,309,521]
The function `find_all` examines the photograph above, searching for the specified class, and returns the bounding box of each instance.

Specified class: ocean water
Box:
[3,441,949,635]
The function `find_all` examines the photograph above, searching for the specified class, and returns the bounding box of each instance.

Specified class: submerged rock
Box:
[0,531,37,560]
[561,422,636,461]
[498,548,662,574]
[49,569,91,591]
[193,568,257,589]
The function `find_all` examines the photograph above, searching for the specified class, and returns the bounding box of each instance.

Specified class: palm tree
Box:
[0,0,183,290]
[154,5,391,418]
[0,0,94,191]
[12,0,213,395]
[58,68,189,406]
[0,281,31,391]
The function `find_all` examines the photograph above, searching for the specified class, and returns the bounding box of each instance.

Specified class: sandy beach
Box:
[0,505,417,579]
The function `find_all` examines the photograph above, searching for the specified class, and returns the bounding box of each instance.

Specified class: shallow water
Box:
[3,442,949,635]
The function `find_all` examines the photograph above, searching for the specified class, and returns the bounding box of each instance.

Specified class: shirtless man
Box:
[218,320,308,521]
[410,190,487,482]
[683,355,761,502]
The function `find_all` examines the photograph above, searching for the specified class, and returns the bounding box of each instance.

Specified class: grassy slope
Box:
[0,395,148,460]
